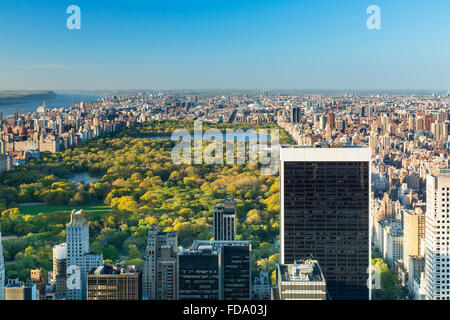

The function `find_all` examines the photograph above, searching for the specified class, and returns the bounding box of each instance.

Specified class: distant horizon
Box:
[2,88,450,94]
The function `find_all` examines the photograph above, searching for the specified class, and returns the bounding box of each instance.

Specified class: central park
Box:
[0,120,291,284]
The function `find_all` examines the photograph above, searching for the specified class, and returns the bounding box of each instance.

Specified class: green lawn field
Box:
[18,203,111,216]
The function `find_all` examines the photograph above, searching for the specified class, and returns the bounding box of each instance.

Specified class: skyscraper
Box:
[66,209,103,300]
[219,242,252,299]
[178,240,252,300]
[30,268,46,300]
[87,265,142,300]
[213,198,236,241]
[178,246,219,300]
[280,146,371,300]
[403,208,425,273]
[290,106,301,123]
[143,224,177,300]
[327,112,336,130]
[4,278,37,300]
[424,170,450,300]
[52,243,67,298]
[0,224,4,301]
[157,245,177,300]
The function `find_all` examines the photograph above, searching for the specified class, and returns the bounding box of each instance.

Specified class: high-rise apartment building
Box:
[252,271,271,300]
[290,106,301,123]
[327,112,336,129]
[178,240,252,300]
[0,224,4,301]
[220,243,251,299]
[408,256,425,296]
[157,245,177,300]
[30,268,46,299]
[143,224,177,300]
[4,278,37,300]
[416,116,424,131]
[213,198,236,241]
[403,208,425,273]
[425,170,450,300]
[386,226,403,268]
[178,246,220,300]
[52,243,67,298]
[280,146,371,300]
[0,155,8,174]
[272,259,327,300]
[87,265,142,300]
[66,209,103,300]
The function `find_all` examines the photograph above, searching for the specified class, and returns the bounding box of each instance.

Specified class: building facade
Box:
[143,224,178,300]
[252,271,271,300]
[4,278,37,300]
[87,265,142,300]
[52,243,67,298]
[0,224,4,300]
[157,245,177,300]
[178,240,252,300]
[386,226,403,268]
[66,209,103,300]
[213,198,236,241]
[425,170,450,300]
[274,259,327,300]
[178,247,220,300]
[403,208,425,273]
[290,106,301,123]
[280,146,371,300]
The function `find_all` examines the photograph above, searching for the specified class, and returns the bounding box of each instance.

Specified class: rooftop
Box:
[88,265,140,275]
[278,259,325,283]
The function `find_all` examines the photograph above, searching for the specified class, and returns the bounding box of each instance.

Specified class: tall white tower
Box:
[425,170,450,300]
[66,209,102,300]
[0,224,4,300]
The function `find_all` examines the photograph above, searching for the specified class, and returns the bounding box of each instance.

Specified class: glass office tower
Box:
[280,146,371,300]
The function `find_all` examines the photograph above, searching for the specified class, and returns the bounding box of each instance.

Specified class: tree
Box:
[128,244,141,259]
[372,258,407,300]
[111,196,138,212]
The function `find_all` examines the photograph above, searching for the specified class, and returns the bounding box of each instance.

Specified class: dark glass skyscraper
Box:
[178,240,251,300]
[280,146,371,300]
[290,106,301,123]
[178,250,220,300]
[213,198,236,241]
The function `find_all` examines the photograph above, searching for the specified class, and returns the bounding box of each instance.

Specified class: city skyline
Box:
[0,90,448,301]
[0,0,449,304]
[1,0,450,90]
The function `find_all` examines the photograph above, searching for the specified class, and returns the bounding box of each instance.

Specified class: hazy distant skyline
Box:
[1,0,449,90]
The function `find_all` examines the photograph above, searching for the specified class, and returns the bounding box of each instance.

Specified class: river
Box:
[0,93,100,116]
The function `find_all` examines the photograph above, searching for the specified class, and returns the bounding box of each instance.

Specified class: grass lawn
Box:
[18,203,111,216]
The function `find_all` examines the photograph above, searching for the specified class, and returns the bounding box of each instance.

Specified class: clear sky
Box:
[0,0,449,91]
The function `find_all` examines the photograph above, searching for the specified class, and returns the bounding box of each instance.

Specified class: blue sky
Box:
[0,0,449,90]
